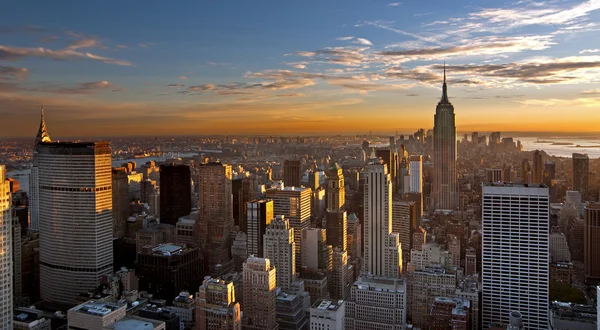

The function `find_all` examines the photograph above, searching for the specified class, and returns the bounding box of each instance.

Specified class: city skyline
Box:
[1,0,600,137]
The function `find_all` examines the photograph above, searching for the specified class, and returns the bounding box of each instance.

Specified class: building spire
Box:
[35,102,51,144]
[441,62,449,103]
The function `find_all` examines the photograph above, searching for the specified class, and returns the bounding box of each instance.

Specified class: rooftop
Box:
[109,316,165,330]
[71,301,124,317]
[151,243,183,255]
[313,299,344,312]
[482,182,547,188]
[353,275,405,293]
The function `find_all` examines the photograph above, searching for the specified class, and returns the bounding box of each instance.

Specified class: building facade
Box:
[38,142,113,305]
[242,257,278,330]
[159,164,192,226]
[283,160,302,188]
[264,216,296,291]
[584,203,600,283]
[197,162,234,275]
[247,199,274,258]
[310,300,345,330]
[0,165,13,328]
[482,183,550,329]
[573,153,589,200]
[432,69,458,211]
[266,186,311,271]
[363,163,401,278]
[195,277,241,330]
[409,155,422,193]
[344,276,407,330]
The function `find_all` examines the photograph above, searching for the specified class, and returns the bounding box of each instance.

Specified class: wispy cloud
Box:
[0,45,132,66]
[364,21,447,46]
[178,75,187,80]
[580,88,600,95]
[167,84,185,87]
[354,38,373,46]
[580,49,600,54]
[387,2,401,7]
[336,36,354,41]
[65,37,101,50]
[0,65,29,80]
[49,81,114,94]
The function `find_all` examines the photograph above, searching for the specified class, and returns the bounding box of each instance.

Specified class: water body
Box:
[517,137,600,158]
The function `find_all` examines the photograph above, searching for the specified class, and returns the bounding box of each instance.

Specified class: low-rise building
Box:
[13,307,51,330]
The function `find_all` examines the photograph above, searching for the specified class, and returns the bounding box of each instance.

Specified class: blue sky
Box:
[1,0,600,136]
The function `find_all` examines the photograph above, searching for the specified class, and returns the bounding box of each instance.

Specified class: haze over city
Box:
[1,0,600,136]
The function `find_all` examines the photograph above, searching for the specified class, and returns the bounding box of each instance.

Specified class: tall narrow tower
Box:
[29,104,51,232]
[432,65,458,210]
[326,163,347,251]
[363,163,401,277]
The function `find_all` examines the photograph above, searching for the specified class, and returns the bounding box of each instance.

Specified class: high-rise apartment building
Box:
[112,167,129,238]
[242,257,278,330]
[584,203,600,283]
[432,68,458,210]
[363,163,401,277]
[264,216,296,291]
[376,149,396,192]
[347,213,361,260]
[266,186,311,270]
[29,106,51,232]
[543,161,556,186]
[344,276,407,329]
[197,162,234,275]
[573,153,589,200]
[308,171,320,190]
[409,155,422,193]
[0,165,13,328]
[195,277,241,330]
[482,183,549,329]
[159,164,191,226]
[532,150,543,184]
[247,199,274,258]
[38,142,113,305]
[283,160,302,188]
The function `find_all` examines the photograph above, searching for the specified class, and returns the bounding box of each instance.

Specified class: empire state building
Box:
[432,66,458,210]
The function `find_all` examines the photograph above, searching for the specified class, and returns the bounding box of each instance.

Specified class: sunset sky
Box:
[1,0,600,137]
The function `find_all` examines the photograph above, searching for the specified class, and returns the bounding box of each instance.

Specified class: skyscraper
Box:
[197,162,234,275]
[584,203,600,284]
[283,160,302,188]
[331,248,348,300]
[39,142,113,304]
[392,200,417,270]
[264,216,296,291]
[520,158,531,184]
[0,165,13,328]
[326,163,347,251]
[112,167,129,239]
[242,257,278,330]
[532,150,543,184]
[482,183,549,329]
[159,163,192,226]
[29,105,51,232]
[266,186,311,270]
[432,66,458,210]
[363,163,401,278]
[247,199,274,258]
[573,153,589,200]
[409,155,422,193]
